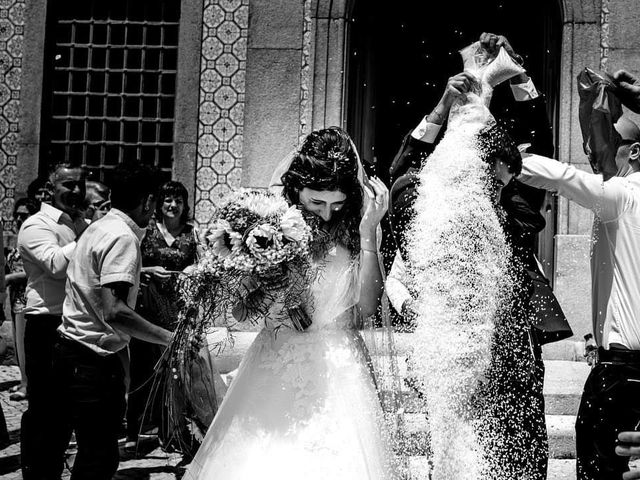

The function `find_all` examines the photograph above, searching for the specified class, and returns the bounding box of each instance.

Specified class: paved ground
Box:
[0,365,185,480]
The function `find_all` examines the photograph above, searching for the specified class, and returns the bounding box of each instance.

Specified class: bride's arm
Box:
[357,177,389,319]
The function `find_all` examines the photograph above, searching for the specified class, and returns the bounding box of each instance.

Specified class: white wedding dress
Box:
[184,244,398,480]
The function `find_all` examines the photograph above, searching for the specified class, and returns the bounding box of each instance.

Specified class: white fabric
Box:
[510,77,539,101]
[18,202,77,316]
[385,251,411,313]
[59,209,146,355]
[185,245,398,480]
[520,154,640,349]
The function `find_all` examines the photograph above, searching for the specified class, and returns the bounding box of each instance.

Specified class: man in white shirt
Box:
[519,115,640,479]
[49,162,172,479]
[17,163,87,480]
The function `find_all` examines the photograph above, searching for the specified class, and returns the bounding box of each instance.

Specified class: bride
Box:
[184,127,399,480]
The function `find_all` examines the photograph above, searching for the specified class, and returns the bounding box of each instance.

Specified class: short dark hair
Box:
[13,197,39,217]
[155,180,190,224]
[477,122,522,176]
[110,162,162,211]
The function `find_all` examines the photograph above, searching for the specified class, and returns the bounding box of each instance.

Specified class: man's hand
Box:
[616,431,640,479]
[613,70,640,113]
[480,32,527,84]
[479,32,522,64]
[439,72,480,110]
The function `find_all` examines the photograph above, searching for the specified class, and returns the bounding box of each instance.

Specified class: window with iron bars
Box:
[40,0,181,183]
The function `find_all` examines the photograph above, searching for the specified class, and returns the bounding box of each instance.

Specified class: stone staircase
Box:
[399,339,590,479]
[211,331,590,480]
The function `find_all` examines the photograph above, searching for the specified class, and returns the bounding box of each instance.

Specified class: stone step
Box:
[543,360,589,416]
[401,413,576,459]
[405,456,576,479]
[547,414,577,459]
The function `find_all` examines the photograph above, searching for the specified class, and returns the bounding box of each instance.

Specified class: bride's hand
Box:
[359,176,388,240]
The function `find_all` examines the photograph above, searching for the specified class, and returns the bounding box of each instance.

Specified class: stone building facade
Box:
[4,0,640,337]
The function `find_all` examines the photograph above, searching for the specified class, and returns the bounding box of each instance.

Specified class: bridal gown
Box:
[184,244,398,480]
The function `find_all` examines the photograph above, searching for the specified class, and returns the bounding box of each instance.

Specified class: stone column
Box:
[553,0,604,340]
[241,0,304,188]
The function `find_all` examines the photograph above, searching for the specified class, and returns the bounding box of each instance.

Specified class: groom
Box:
[387,33,571,480]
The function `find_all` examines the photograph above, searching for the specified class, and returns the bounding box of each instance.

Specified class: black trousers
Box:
[50,336,126,480]
[21,314,62,480]
[576,347,640,480]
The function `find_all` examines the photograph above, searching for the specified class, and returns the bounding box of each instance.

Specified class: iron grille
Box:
[42,0,180,182]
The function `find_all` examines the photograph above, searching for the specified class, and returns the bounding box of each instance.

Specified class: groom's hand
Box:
[480,32,527,84]
[479,32,522,64]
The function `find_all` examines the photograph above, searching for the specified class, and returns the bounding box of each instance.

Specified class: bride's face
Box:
[298,188,347,223]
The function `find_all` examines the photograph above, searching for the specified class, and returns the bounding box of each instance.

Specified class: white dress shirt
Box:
[17,203,77,316]
[520,154,640,350]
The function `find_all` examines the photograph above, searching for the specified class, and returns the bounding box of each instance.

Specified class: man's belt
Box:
[598,346,640,365]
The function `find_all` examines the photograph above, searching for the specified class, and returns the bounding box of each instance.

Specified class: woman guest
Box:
[126,181,198,451]
[6,198,39,401]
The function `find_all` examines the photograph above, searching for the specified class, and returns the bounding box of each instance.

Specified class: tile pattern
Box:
[194,0,249,226]
[0,0,23,232]
[298,0,312,143]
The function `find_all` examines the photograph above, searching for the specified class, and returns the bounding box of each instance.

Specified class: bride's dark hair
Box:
[281,126,363,255]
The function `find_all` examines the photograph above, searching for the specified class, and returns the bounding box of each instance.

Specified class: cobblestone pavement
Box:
[0,365,186,480]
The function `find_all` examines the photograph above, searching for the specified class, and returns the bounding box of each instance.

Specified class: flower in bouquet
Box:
[207,219,243,259]
[280,206,309,242]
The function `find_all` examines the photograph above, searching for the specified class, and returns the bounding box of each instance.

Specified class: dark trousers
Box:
[20,314,62,480]
[50,336,127,480]
[576,347,640,480]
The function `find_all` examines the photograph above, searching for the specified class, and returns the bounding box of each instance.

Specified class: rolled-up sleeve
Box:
[99,235,138,287]
[19,221,75,279]
[519,154,629,222]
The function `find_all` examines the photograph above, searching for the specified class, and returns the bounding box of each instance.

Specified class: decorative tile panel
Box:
[195,0,248,226]
[299,0,312,142]
[0,0,22,232]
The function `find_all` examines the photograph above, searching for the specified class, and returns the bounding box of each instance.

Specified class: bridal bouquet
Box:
[199,189,312,276]
[155,190,317,448]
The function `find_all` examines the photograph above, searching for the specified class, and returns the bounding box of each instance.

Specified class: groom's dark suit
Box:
[388,90,571,480]
[388,93,572,343]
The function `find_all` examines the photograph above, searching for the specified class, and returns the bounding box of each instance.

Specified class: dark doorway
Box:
[346,0,563,277]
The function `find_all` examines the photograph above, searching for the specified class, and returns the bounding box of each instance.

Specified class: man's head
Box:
[84,180,111,221]
[614,116,640,176]
[110,162,162,228]
[46,164,87,217]
[477,123,522,196]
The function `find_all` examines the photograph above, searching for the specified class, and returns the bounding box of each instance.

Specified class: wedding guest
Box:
[126,180,197,451]
[84,180,111,222]
[17,163,87,479]
[50,162,172,479]
[519,115,640,479]
[5,197,39,401]
[616,431,640,480]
